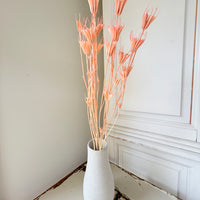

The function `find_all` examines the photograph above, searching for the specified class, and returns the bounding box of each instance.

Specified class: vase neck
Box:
[87,140,109,165]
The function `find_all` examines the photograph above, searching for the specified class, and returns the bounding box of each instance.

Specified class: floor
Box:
[36,163,178,200]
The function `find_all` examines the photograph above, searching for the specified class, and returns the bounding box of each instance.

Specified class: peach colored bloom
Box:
[76,20,83,33]
[82,28,94,42]
[115,0,127,16]
[105,41,117,57]
[82,22,103,42]
[118,51,129,65]
[121,66,133,79]
[88,0,99,16]
[82,28,95,42]
[126,66,133,76]
[142,8,158,30]
[95,23,104,36]
[108,24,124,41]
[130,32,146,52]
[79,41,91,55]
[76,0,157,150]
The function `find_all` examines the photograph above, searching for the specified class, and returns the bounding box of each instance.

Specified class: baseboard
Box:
[108,129,200,200]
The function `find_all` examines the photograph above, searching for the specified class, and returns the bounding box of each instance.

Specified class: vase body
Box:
[83,139,114,200]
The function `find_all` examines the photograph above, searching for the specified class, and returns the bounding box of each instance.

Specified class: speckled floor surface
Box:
[35,164,178,200]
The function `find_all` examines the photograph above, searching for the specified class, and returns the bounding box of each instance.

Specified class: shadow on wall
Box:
[0,0,104,199]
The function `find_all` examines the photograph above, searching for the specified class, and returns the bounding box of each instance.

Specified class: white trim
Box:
[116,0,196,125]
[103,0,200,199]
[192,0,200,142]
[107,0,199,142]
[115,114,197,141]
[110,128,200,161]
[108,135,200,200]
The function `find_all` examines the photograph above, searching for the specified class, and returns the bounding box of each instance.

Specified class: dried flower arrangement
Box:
[76,0,158,150]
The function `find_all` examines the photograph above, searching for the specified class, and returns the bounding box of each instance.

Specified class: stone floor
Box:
[35,163,178,200]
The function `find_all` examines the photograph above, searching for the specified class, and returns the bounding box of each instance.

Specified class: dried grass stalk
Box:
[76,0,158,150]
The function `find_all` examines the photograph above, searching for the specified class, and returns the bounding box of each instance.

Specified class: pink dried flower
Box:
[130,32,146,52]
[95,22,104,36]
[126,66,133,76]
[88,0,99,16]
[82,28,94,42]
[115,0,127,16]
[76,20,83,33]
[118,51,129,65]
[76,0,157,150]
[79,41,91,55]
[142,8,158,30]
[121,66,133,79]
[105,41,117,57]
[108,24,124,41]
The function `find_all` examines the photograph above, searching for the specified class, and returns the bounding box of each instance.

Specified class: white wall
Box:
[0,0,98,200]
[103,0,200,199]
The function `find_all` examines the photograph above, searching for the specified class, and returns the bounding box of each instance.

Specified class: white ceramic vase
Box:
[83,139,114,200]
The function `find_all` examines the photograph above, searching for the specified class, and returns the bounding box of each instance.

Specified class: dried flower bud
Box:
[79,41,91,55]
[115,0,127,16]
[130,32,146,52]
[82,28,93,42]
[108,24,124,41]
[121,65,133,79]
[76,20,83,33]
[142,8,158,30]
[95,23,104,36]
[105,41,117,57]
[88,0,99,16]
[118,51,129,65]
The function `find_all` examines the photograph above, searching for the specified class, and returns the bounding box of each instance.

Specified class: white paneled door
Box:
[103,0,200,199]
